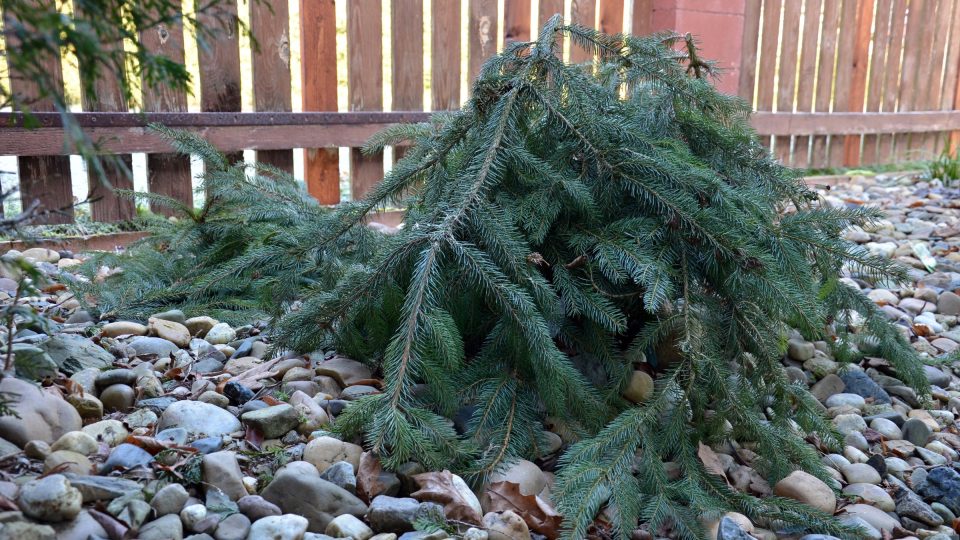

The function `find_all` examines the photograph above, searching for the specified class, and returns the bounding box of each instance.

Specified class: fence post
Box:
[649,0,747,96]
[300,0,340,204]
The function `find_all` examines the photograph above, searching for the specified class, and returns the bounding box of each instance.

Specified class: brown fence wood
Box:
[347,0,384,200]
[139,2,193,215]
[468,0,498,82]
[860,0,892,166]
[878,0,908,163]
[828,0,859,168]
[432,0,461,111]
[810,0,841,168]
[570,0,597,64]
[792,0,822,168]
[250,0,294,174]
[843,0,873,166]
[599,0,623,34]
[392,0,424,165]
[504,0,531,46]
[2,0,73,224]
[775,0,801,164]
[300,0,339,204]
[73,0,135,222]
[737,0,761,104]
[197,0,243,165]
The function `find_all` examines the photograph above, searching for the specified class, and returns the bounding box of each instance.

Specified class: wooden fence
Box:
[3,0,960,225]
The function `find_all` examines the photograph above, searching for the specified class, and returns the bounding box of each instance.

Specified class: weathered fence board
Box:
[347,0,384,200]
[251,0,294,173]
[300,0,340,204]
[197,0,243,165]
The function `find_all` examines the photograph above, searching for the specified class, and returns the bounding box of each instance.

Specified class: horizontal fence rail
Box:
[1,0,959,226]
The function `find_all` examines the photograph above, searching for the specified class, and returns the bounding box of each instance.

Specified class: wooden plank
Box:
[755,0,783,114]
[943,2,960,152]
[918,0,952,155]
[860,0,892,165]
[775,0,802,164]
[877,0,908,163]
[737,0,762,104]
[197,0,243,164]
[842,0,874,166]
[894,0,929,161]
[828,0,860,168]
[250,0,294,173]
[598,0,624,34]
[504,0,531,46]
[347,0,384,200]
[139,0,193,215]
[811,0,841,167]
[300,0,339,204]
[392,0,424,163]
[538,0,564,54]
[0,112,433,156]
[468,0,498,82]
[2,0,73,224]
[73,0,134,222]
[570,0,596,64]
[751,111,960,135]
[792,0,824,168]
[632,0,653,36]
[432,0,461,111]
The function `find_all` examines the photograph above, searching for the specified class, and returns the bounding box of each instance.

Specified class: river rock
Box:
[0,377,81,447]
[238,495,282,521]
[326,514,373,540]
[50,431,97,456]
[247,514,308,540]
[241,404,299,439]
[486,459,545,498]
[205,323,236,345]
[39,334,113,374]
[772,471,836,514]
[840,370,891,404]
[202,451,247,501]
[261,467,368,532]
[100,321,148,338]
[917,466,960,514]
[149,317,191,348]
[128,336,179,357]
[101,443,153,473]
[367,496,422,533]
[151,483,189,516]
[99,383,136,413]
[304,436,363,473]
[483,510,529,540]
[139,514,184,540]
[315,356,372,387]
[894,487,943,527]
[185,316,218,337]
[17,474,82,522]
[82,419,128,446]
[902,418,932,446]
[158,400,241,437]
[842,483,894,511]
[214,512,251,540]
[11,344,57,380]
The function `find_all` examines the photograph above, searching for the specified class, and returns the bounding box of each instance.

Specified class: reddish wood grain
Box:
[347,0,384,200]
[300,0,339,204]
[251,0,294,173]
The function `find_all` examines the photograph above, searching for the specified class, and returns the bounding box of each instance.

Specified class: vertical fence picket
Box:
[775,0,801,165]
[2,0,73,223]
[861,0,892,165]
[894,0,928,162]
[599,0,624,34]
[432,0,461,112]
[942,3,960,153]
[300,0,339,204]
[842,0,873,166]
[811,0,840,168]
[250,0,294,173]
[468,0,498,82]
[347,0,383,199]
[197,0,243,165]
[570,0,597,63]
[918,0,951,156]
[72,1,134,222]
[504,0,531,46]
[793,0,822,169]
[139,1,193,215]
[632,0,653,36]
[756,0,782,158]
[737,0,762,107]
[392,0,424,162]
[878,0,907,163]
[828,0,859,168]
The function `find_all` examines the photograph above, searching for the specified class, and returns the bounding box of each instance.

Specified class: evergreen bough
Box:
[74,18,927,539]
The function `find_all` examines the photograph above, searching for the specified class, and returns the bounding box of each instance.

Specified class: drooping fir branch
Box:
[72,15,926,540]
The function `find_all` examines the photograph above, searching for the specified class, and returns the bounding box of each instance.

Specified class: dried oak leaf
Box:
[411,470,482,524]
[356,452,386,503]
[480,481,562,539]
[697,442,729,484]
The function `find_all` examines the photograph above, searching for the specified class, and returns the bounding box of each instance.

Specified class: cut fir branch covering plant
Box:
[72,17,928,540]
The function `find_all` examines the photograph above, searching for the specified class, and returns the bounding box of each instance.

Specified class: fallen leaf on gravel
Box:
[87,507,129,540]
[0,494,17,512]
[697,442,729,483]
[411,470,482,524]
[260,395,283,406]
[480,480,562,539]
[356,452,385,503]
[221,358,283,391]
[124,435,194,455]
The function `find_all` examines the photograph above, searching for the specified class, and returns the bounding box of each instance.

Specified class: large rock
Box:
[39,334,114,374]
[100,321,148,338]
[0,377,81,447]
[840,371,890,404]
[367,496,423,533]
[157,400,241,437]
[241,404,299,439]
[486,460,546,498]
[247,515,308,540]
[202,451,247,501]
[139,514,183,540]
[11,344,58,380]
[315,356,372,387]
[840,504,900,533]
[151,483,189,516]
[261,467,368,532]
[917,466,960,515]
[483,510,529,540]
[148,318,191,348]
[17,474,82,522]
[772,471,836,514]
[304,436,363,473]
[128,336,179,357]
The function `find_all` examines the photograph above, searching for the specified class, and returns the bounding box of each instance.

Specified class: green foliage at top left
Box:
[67,126,382,325]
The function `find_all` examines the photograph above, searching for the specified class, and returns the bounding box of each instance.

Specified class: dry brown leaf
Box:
[356,452,386,503]
[261,395,283,406]
[697,442,729,484]
[123,435,195,455]
[411,470,482,524]
[87,508,129,540]
[480,481,562,539]
[224,358,283,390]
